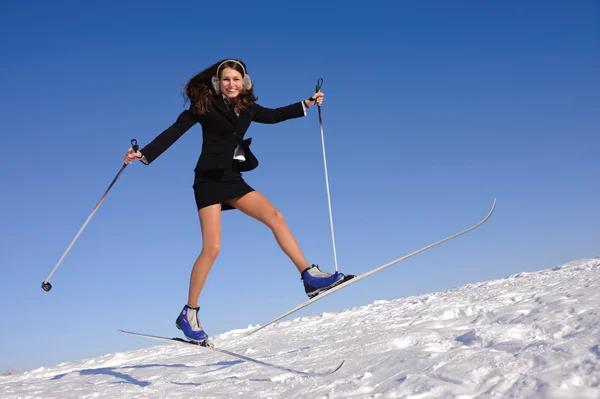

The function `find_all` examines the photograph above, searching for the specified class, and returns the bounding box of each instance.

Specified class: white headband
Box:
[216,59,247,77]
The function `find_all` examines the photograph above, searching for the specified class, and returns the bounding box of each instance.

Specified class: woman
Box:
[124,59,350,345]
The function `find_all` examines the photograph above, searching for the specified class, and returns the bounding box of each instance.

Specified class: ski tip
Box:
[326,359,345,375]
[306,359,345,376]
[486,198,497,218]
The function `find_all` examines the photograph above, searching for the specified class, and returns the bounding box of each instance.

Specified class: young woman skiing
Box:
[124,59,350,344]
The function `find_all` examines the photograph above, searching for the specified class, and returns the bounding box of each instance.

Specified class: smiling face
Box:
[219,67,244,99]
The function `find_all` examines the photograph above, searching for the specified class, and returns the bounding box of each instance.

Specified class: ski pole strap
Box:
[306,78,323,103]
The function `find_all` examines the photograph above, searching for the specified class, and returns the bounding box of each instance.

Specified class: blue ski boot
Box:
[301,264,349,298]
[175,305,212,346]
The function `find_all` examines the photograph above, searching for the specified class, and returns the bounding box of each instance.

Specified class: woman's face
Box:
[220,67,244,99]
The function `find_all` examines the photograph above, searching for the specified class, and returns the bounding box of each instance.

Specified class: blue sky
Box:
[1,1,598,372]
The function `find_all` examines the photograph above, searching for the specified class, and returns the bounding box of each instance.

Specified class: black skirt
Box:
[193,162,255,211]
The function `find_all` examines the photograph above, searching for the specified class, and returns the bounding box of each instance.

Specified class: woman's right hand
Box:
[124,147,143,164]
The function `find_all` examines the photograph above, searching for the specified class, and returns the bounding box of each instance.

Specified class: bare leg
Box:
[188,203,222,308]
[226,191,309,273]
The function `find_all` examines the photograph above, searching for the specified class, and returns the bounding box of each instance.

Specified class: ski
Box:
[117,329,344,377]
[248,198,496,335]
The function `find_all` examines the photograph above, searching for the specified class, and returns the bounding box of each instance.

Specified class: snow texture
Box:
[2,258,599,398]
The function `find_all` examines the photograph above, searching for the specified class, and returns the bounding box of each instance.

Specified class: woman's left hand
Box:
[304,91,324,107]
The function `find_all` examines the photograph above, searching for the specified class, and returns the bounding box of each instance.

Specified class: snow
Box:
[2,258,599,398]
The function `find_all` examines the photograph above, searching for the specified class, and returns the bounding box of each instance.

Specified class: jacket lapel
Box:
[212,95,238,126]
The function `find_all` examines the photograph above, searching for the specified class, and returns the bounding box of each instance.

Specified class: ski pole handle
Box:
[315,78,323,93]
[311,78,324,109]
[308,78,324,106]
[128,139,139,164]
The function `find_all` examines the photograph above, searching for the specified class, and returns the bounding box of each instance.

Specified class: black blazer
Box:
[140,95,306,172]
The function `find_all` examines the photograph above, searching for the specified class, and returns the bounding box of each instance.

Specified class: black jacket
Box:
[140,95,306,172]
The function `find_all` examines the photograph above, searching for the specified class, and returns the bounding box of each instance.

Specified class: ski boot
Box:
[301,264,353,298]
[175,305,213,347]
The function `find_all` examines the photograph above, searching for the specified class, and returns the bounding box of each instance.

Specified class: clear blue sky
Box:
[1,1,598,372]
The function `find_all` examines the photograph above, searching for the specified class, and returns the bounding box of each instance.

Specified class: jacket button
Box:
[232,131,238,136]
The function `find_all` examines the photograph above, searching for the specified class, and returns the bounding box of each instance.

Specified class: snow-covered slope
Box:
[2,258,599,398]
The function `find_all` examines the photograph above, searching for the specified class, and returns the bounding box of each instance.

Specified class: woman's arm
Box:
[136,110,197,165]
[251,91,324,124]
[251,102,306,124]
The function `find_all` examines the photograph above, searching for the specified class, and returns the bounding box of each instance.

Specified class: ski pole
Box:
[41,139,139,292]
[315,78,339,273]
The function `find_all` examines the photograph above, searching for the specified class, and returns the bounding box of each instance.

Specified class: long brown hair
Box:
[183,59,257,115]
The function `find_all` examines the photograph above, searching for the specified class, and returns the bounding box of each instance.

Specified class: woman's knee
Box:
[201,241,221,259]
[268,209,286,229]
